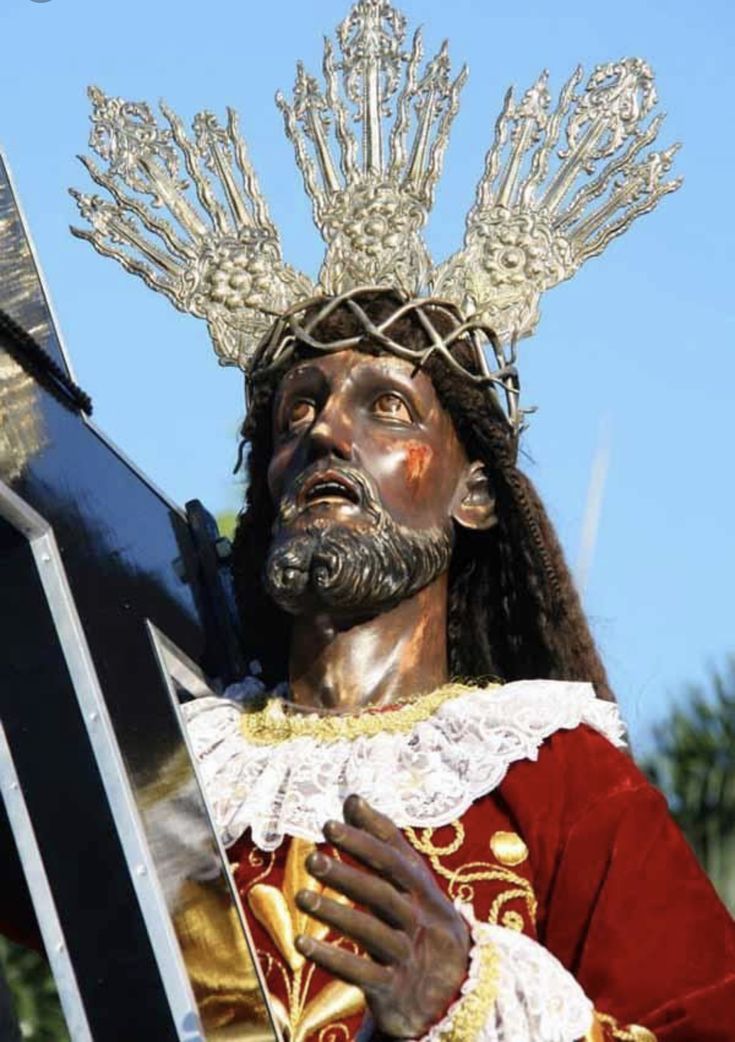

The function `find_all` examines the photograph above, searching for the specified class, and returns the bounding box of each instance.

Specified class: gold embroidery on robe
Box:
[596,1012,657,1041]
[247,838,365,1042]
[404,822,538,929]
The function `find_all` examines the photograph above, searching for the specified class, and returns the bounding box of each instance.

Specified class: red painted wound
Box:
[405,442,432,488]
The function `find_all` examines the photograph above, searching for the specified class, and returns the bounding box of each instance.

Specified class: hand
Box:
[294,794,470,1039]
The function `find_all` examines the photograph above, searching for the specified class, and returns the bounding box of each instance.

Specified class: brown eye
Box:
[372,393,412,423]
[287,400,315,429]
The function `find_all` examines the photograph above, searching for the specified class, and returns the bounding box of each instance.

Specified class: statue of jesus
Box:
[71,3,735,1035]
[184,291,735,1042]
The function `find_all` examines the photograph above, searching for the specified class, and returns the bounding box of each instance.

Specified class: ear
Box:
[452,461,497,532]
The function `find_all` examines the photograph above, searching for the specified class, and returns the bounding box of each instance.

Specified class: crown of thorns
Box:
[248,286,522,434]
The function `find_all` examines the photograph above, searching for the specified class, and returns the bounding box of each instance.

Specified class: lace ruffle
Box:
[416,902,593,1042]
[182,679,626,851]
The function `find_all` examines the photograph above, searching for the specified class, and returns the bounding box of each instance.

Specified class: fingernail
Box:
[297,889,318,911]
[307,851,329,874]
[324,820,344,842]
[344,795,364,821]
[295,935,313,956]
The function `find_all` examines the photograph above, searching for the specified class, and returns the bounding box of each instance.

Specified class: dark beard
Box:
[264,519,454,616]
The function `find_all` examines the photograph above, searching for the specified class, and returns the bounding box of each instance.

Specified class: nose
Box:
[305,397,354,462]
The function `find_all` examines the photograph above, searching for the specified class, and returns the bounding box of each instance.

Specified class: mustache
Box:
[276,460,384,527]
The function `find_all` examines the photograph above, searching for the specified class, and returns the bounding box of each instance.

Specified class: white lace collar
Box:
[182,680,626,851]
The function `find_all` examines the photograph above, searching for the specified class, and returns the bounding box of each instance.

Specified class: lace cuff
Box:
[415,903,594,1042]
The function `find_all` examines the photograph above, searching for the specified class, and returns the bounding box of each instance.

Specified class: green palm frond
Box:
[642,658,735,911]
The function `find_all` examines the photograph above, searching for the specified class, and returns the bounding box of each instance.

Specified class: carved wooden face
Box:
[267,349,493,538]
[261,348,495,617]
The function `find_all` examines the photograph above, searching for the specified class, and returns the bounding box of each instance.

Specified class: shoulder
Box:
[498,719,666,852]
[493,720,677,913]
[502,719,657,821]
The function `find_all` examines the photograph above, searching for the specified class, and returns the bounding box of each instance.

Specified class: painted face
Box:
[267,349,471,536]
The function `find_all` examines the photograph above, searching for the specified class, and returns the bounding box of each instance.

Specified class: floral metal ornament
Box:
[277,1,466,296]
[71,0,680,437]
[71,88,313,368]
[433,60,681,341]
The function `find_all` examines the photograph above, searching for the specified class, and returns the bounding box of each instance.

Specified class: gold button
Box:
[490,830,528,866]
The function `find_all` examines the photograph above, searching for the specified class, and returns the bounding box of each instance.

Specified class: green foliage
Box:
[643,659,735,912]
[0,937,69,1041]
[216,510,238,540]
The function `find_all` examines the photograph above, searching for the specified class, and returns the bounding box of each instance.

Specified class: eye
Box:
[286,399,316,430]
[371,393,413,424]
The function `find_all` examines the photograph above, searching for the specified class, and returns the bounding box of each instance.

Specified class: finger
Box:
[343,795,404,846]
[306,852,414,929]
[296,890,410,964]
[321,819,415,891]
[295,935,390,991]
[327,800,443,909]
[343,796,429,877]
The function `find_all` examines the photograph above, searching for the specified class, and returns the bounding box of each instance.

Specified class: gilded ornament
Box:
[489,830,529,867]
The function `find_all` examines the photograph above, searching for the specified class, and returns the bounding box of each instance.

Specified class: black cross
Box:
[0,152,277,1042]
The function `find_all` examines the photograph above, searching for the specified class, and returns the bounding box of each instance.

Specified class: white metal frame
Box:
[0,478,205,1041]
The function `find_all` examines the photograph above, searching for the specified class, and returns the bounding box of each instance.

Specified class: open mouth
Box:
[299,471,362,509]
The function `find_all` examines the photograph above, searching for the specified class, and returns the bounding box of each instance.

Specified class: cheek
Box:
[403,441,433,492]
[267,444,290,502]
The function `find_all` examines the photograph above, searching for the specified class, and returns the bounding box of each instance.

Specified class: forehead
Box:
[274,348,440,401]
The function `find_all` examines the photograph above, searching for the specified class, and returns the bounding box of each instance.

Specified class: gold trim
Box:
[585,1013,606,1042]
[239,683,496,745]
[596,1012,657,1041]
[433,938,499,1042]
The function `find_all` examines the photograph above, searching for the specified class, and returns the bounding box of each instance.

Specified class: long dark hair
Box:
[232,292,613,701]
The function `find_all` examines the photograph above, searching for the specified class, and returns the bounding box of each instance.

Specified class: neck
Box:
[288,574,450,712]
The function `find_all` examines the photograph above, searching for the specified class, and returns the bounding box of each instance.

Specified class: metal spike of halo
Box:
[71,0,681,442]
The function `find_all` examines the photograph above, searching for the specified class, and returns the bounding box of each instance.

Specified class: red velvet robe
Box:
[227,724,735,1041]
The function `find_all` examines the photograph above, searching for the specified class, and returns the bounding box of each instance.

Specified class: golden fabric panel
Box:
[174,879,273,1039]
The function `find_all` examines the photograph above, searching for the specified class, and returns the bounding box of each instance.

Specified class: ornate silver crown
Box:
[71,0,680,435]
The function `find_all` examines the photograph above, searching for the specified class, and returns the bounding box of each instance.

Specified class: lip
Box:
[297,468,363,511]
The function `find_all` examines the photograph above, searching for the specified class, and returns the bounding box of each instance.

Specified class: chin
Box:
[264,515,453,619]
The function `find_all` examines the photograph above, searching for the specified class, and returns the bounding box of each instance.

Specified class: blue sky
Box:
[1,0,733,750]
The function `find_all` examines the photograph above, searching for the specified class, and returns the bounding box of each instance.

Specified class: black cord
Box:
[0,307,93,416]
